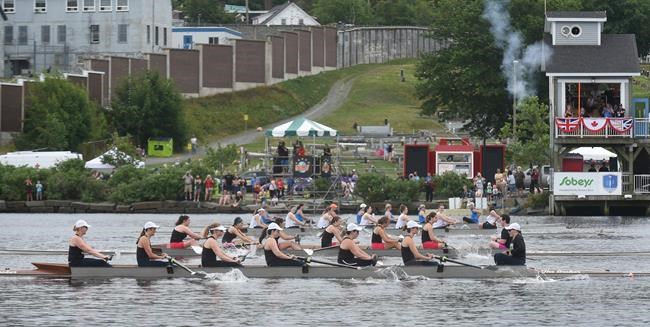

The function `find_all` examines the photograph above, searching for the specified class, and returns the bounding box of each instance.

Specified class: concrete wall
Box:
[270,36,285,80]
[200,44,234,94]
[168,49,200,95]
[234,40,266,90]
[283,31,299,75]
[109,56,130,98]
[297,30,312,74]
[312,27,325,70]
[0,84,23,132]
[148,53,168,78]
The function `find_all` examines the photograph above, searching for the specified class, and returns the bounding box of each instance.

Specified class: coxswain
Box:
[137,222,170,267]
[168,215,203,249]
[285,205,306,228]
[338,223,377,266]
[222,217,257,246]
[371,217,401,250]
[68,220,112,267]
[480,210,502,229]
[417,204,427,224]
[462,202,481,224]
[321,216,344,248]
[432,205,458,229]
[489,214,511,249]
[395,204,411,229]
[317,204,337,228]
[359,206,377,225]
[421,212,447,249]
[401,221,437,266]
[249,208,270,229]
[201,224,242,267]
[263,223,303,266]
[494,223,526,265]
[356,203,367,224]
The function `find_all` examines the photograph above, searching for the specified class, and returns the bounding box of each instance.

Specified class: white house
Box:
[171,26,242,49]
[252,2,319,26]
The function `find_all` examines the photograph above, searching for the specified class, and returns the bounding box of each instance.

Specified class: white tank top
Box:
[360,213,374,226]
[486,214,497,225]
[285,212,297,228]
[395,214,409,229]
[249,214,260,229]
[432,216,448,229]
[317,214,330,228]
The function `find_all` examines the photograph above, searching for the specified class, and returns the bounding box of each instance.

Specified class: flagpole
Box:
[578,82,581,117]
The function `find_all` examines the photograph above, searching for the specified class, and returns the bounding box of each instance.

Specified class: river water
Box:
[1,213,650,326]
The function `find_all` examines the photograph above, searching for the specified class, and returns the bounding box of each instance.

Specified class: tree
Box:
[111,71,188,152]
[500,96,550,165]
[581,0,650,56]
[100,133,143,168]
[182,0,235,25]
[204,144,239,172]
[16,76,95,151]
[312,0,374,25]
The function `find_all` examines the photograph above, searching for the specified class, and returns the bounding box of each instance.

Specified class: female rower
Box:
[462,202,481,224]
[422,212,447,249]
[262,218,303,250]
[222,217,257,246]
[432,205,458,229]
[249,208,269,229]
[68,220,112,267]
[384,203,394,222]
[480,210,502,229]
[201,223,242,267]
[137,221,169,267]
[356,203,367,224]
[295,204,308,223]
[359,206,377,226]
[401,221,436,266]
[489,214,511,249]
[168,215,203,249]
[285,205,305,228]
[395,204,411,229]
[317,204,337,228]
[263,223,303,266]
[338,223,377,266]
[418,204,427,224]
[494,223,526,265]
[321,216,344,248]
[371,217,401,250]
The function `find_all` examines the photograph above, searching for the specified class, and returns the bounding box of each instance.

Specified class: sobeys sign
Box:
[553,172,622,196]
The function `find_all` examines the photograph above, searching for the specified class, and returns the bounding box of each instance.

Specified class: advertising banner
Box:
[553,172,622,196]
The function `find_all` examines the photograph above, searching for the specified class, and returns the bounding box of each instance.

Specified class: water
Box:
[1,213,650,326]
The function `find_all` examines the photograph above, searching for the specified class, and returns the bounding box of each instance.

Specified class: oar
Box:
[295,256,361,270]
[170,258,207,277]
[302,244,340,256]
[434,255,493,270]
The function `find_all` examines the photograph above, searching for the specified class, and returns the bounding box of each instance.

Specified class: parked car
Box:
[523,165,552,190]
[239,171,272,192]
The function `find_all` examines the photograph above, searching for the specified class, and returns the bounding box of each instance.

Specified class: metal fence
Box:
[634,175,650,194]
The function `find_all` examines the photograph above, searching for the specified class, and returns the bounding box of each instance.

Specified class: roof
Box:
[257,2,292,25]
[546,11,607,20]
[433,144,474,152]
[544,34,640,75]
[171,27,242,37]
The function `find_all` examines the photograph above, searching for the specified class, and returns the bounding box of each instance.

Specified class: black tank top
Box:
[264,249,285,266]
[202,236,218,266]
[401,237,416,264]
[371,230,383,244]
[68,245,84,264]
[170,228,187,243]
[422,226,432,243]
[337,238,356,264]
[136,246,151,265]
[321,229,335,247]
[222,229,237,243]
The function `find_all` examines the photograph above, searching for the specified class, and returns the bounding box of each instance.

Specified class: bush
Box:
[0,165,49,201]
[526,191,550,209]
[355,173,422,203]
[46,159,106,201]
[386,179,421,203]
[433,171,472,198]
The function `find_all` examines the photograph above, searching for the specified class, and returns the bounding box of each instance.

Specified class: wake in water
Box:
[204,269,249,283]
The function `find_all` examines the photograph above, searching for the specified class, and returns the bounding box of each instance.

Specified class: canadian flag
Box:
[582,118,608,132]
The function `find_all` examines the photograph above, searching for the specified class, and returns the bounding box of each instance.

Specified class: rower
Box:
[285,205,306,229]
[395,204,411,229]
[359,205,377,226]
[68,220,112,267]
[263,223,303,267]
[421,212,447,249]
[201,224,242,267]
[317,204,337,228]
[338,223,377,266]
[168,215,203,249]
[295,204,308,224]
[384,203,394,223]
[489,214,511,249]
[371,217,401,250]
[480,210,502,229]
[250,208,270,229]
[137,222,170,267]
[462,202,480,224]
[432,205,458,229]
[494,223,526,266]
[268,218,303,250]
[321,216,344,248]
[401,221,437,266]
[356,203,367,224]
[222,217,257,246]
[417,204,426,224]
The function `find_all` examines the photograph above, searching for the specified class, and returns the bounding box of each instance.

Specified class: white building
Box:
[1,0,172,77]
[171,26,242,49]
[252,2,319,26]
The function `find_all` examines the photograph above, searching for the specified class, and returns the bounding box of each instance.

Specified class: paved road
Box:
[146,78,356,165]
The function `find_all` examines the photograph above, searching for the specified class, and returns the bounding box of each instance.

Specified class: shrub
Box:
[433,171,472,198]
[526,191,550,209]
[356,173,422,203]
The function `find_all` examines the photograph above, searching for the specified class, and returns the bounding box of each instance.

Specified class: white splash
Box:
[204,268,249,283]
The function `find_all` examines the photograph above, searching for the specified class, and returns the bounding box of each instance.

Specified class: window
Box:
[18,26,28,45]
[41,25,50,43]
[34,0,47,12]
[83,0,95,12]
[99,0,111,11]
[89,24,100,44]
[3,0,15,13]
[117,24,127,43]
[208,37,219,45]
[66,0,78,11]
[281,18,286,25]
[116,0,127,11]
[155,26,159,46]
[146,25,150,44]
[57,25,66,43]
[299,19,304,25]
[4,26,13,44]
[163,27,167,46]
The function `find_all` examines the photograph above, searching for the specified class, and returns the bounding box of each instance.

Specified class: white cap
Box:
[346,223,363,232]
[360,203,367,208]
[210,225,227,232]
[267,222,283,231]
[406,221,422,229]
[505,223,521,231]
[257,208,266,213]
[419,204,426,208]
[143,221,160,229]
[74,220,90,229]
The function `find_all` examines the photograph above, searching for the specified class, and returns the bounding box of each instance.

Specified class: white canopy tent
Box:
[569,147,617,161]
[85,149,145,173]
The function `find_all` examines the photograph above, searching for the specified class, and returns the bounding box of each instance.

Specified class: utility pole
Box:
[245,0,249,24]
[513,60,519,141]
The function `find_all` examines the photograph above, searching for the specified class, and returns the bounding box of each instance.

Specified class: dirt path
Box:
[145,78,356,165]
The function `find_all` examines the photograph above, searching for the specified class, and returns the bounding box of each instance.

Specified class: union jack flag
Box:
[609,118,634,132]
[555,118,581,132]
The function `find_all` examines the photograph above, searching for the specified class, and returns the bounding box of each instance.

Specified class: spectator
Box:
[190,136,198,154]
[424,173,434,202]
[193,175,203,202]
[182,172,193,201]
[599,162,610,172]
[515,167,525,196]
[474,173,484,198]
[35,180,44,201]
[588,163,597,172]
[204,175,214,201]
[530,168,540,194]
[507,171,516,197]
